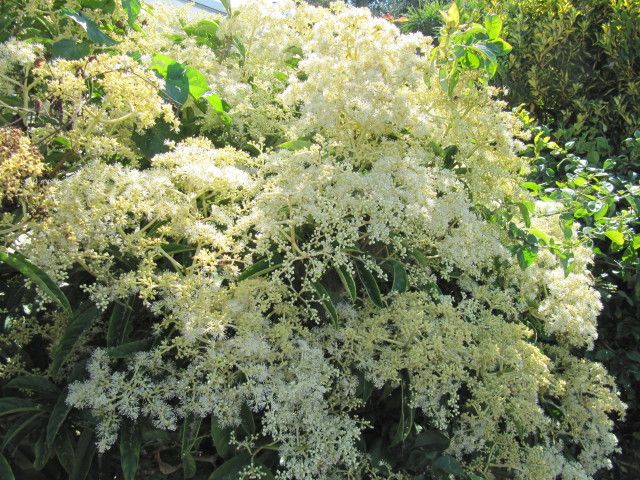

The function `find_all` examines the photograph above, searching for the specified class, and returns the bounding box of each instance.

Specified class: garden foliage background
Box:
[0,0,638,479]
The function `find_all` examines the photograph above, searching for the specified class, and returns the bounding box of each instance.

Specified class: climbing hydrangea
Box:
[1,1,625,479]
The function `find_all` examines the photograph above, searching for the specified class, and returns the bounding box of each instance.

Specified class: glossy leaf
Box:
[240,403,255,436]
[33,428,53,470]
[56,430,75,475]
[237,258,282,281]
[120,422,140,480]
[277,138,312,151]
[122,0,141,26]
[0,397,40,417]
[414,430,450,451]
[0,453,14,480]
[61,8,117,45]
[605,229,624,246]
[313,282,338,325]
[336,264,357,302]
[107,299,133,347]
[433,454,465,476]
[484,14,502,39]
[209,453,252,480]
[50,303,100,375]
[46,389,74,449]
[211,416,232,459]
[3,375,59,400]
[70,429,97,480]
[106,338,153,358]
[0,251,71,314]
[390,260,408,293]
[52,39,90,60]
[355,261,384,308]
[2,412,45,451]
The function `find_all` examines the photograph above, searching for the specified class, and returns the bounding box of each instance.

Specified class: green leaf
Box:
[60,8,117,46]
[50,302,100,375]
[559,213,573,240]
[390,260,408,293]
[162,243,196,255]
[521,181,541,193]
[122,0,141,26]
[151,54,211,104]
[390,380,413,447]
[2,412,45,451]
[106,338,153,358]
[34,428,53,470]
[151,54,188,104]
[52,39,91,60]
[336,265,357,302]
[277,138,312,151]
[528,229,550,245]
[180,415,201,478]
[444,2,460,27]
[182,452,196,479]
[205,93,224,112]
[484,14,502,39]
[0,397,40,417]
[46,389,74,449]
[106,299,133,347]
[185,66,209,99]
[237,257,282,282]
[355,261,384,308]
[433,454,465,476]
[414,430,450,451]
[573,208,590,218]
[70,429,96,480]
[517,246,538,269]
[0,251,71,314]
[517,202,532,228]
[355,372,373,403]
[593,201,610,221]
[632,235,640,250]
[79,0,116,12]
[313,282,338,325]
[605,229,624,246]
[220,0,231,14]
[181,415,202,455]
[132,118,178,159]
[4,375,60,400]
[211,416,232,459]
[209,453,252,480]
[0,453,14,480]
[120,422,140,480]
[56,430,75,475]
[184,20,220,46]
[240,403,255,436]
[411,249,431,267]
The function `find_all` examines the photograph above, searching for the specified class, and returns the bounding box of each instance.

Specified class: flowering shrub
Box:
[0,1,626,479]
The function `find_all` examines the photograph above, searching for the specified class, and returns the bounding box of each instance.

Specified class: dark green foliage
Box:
[401,2,640,476]
[401,0,448,36]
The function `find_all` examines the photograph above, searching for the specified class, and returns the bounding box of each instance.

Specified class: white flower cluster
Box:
[6,1,624,479]
[0,38,43,95]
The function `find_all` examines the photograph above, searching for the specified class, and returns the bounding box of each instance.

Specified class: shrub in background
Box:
[402,1,640,477]
[0,1,630,480]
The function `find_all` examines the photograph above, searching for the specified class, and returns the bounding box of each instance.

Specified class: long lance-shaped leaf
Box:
[313,282,338,325]
[336,265,356,302]
[389,260,408,293]
[0,453,14,480]
[355,261,384,308]
[120,421,141,480]
[46,388,73,449]
[0,251,71,314]
[50,303,100,375]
